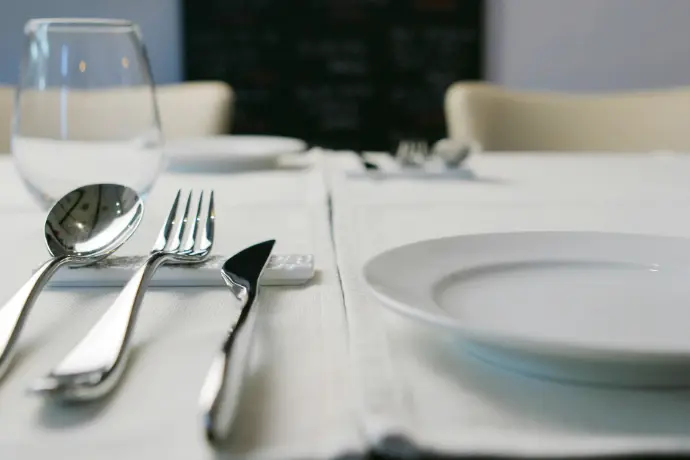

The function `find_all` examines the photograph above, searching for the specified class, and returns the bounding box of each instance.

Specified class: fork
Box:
[396,139,429,167]
[30,190,215,401]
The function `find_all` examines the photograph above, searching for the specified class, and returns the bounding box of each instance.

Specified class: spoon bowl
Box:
[433,138,478,169]
[44,184,144,261]
[0,183,143,379]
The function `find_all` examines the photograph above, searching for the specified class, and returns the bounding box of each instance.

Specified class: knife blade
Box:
[199,239,275,445]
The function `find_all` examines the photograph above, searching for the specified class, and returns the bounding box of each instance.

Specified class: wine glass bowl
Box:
[12,18,165,209]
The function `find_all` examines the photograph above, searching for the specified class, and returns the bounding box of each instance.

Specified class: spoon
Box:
[0,183,144,380]
[433,139,476,169]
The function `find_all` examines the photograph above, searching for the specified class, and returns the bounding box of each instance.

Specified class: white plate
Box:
[166,135,307,172]
[364,232,690,387]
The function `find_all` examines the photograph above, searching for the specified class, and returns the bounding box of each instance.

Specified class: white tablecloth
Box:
[0,154,361,459]
[3,150,690,458]
[328,151,690,457]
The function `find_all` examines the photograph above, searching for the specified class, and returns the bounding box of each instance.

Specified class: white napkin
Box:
[328,151,690,457]
[44,254,315,288]
[0,153,361,460]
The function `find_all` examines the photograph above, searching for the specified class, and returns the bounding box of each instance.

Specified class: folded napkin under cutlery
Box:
[43,254,315,288]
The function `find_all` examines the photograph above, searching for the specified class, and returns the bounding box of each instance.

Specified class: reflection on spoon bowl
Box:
[44,184,144,264]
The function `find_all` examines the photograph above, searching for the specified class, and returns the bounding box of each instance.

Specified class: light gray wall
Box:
[486,0,690,92]
[3,0,690,93]
[0,0,182,85]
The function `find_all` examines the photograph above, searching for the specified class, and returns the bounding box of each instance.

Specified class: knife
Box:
[199,239,275,445]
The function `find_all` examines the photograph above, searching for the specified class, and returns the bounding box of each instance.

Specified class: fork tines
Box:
[154,190,215,256]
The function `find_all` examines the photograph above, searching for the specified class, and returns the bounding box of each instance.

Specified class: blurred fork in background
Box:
[396,139,429,167]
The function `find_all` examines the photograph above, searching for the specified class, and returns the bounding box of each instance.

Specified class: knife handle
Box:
[30,252,170,400]
[200,294,258,444]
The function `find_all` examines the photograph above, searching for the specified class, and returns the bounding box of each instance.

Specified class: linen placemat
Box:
[328,151,690,458]
[0,153,362,460]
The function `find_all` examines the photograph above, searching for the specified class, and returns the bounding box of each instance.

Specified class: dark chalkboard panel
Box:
[183,0,483,150]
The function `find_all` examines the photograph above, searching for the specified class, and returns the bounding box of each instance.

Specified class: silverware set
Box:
[0,185,274,445]
[31,189,215,400]
[0,184,144,379]
[352,139,475,172]
[395,138,475,169]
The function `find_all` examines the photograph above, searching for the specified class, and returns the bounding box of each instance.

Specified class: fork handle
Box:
[31,252,171,400]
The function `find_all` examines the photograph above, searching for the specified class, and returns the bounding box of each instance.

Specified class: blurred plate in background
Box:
[166,135,307,172]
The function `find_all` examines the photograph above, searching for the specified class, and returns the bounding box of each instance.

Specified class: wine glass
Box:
[12,18,165,209]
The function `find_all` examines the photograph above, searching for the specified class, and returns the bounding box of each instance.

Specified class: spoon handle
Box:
[30,252,171,400]
[0,256,70,379]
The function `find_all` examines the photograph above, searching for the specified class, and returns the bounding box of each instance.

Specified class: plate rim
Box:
[363,230,690,362]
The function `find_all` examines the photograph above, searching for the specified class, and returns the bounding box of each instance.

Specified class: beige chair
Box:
[0,85,13,152]
[444,82,690,152]
[156,81,234,140]
[0,81,234,152]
